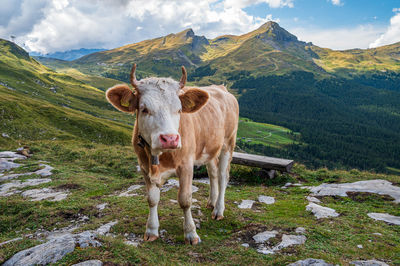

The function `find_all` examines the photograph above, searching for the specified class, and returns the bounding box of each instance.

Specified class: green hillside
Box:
[0,39,132,148]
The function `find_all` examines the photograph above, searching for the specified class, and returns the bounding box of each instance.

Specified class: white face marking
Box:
[137,77,183,155]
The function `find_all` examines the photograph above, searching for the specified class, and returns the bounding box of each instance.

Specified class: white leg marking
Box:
[206,160,219,209]
[183,207,201,244]
[212,150,231,220]
[145,185,160,240]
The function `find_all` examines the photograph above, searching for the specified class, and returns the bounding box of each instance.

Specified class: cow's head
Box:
[106,64,209,155]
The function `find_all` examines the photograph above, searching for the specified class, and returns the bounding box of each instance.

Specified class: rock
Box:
[3,233,75,266]
[118,184,142,197]
[238,199,255,209]
[372,233,382,236]
[0,159,21,172]
[22,188,69,201]
[0,163,54,181]
[357,244,363,248]
[96,203,108,211]
[350,260,389,266]
[305,180,400,203]
[252,230,278,243]
[0,237,23,247]
[124,240,139,247]
[160,179,199,193]
[306,203,339,219]
[72,260,103,266]
[257,234,307,255]
[0,151,26,159]
[274,234,307,250]
[0,178,52,197]
[289,258,334,266]
[193,178,210,184]
[258,195,275,204]
[241,243,249,248]
[96,221,118,235]
[282,182,292,188]
[367,213,400,225]
[295,227,306,234]
[74,231,101,248]
[2,133,10,138]
[306,196,321,203]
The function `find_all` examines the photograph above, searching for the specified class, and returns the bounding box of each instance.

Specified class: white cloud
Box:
[392,8,400,12]
[330,0,342,6]
[369,12,400,48]
[291,24,383,50]
[0,0,284,53]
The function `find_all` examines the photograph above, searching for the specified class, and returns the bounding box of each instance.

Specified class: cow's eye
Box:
[142,108,149,114]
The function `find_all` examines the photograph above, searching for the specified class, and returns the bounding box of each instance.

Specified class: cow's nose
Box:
[159,134,180,149]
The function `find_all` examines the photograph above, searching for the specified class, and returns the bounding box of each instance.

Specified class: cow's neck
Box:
[137,134,159,165]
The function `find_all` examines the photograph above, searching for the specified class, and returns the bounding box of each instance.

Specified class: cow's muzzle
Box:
[159,134,180,149]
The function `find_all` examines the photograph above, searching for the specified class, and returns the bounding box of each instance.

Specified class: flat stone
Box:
[0,164,54,181]
[160,179,199,193]
[252,230,278,243]
[295,227,306,234]
[350,260,389,266]
[73,260,103,266]
[289,258,334,266]
[0,158,21,172]
[241,243,249,248]
[258,195,275,204]
[74,231,101,248]
[3,233,75,266]
[193,178,210,184]
[257,234,307,255]
[357,244,363,249]
[306,196,321,203]
[124,240,139,247]
[96,203,108,211]
[0,237,23,247]
[367,213,400,225]
[306,203,339,219]
[118,185,142,197]
[238,199,255,209]
[305,179,400,203]
[0,151,26,159]
[0,178,52,197]
[96,221,118,235]
[21,188,69,201]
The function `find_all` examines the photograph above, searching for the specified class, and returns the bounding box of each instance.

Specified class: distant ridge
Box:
[30,48,106,61]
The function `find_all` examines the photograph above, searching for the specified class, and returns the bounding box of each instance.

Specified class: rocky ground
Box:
[0,142,399,265]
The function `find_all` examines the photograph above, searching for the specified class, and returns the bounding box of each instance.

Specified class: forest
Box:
[233,71,400,172]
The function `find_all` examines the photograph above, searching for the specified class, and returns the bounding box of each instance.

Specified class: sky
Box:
[0,0,399,54]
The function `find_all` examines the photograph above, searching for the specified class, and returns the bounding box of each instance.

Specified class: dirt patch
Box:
[346,192,394,202]
[57,183,82,190]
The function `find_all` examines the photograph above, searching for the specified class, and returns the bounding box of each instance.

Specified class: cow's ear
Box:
[179,88,209,113]
[106,84,137,113]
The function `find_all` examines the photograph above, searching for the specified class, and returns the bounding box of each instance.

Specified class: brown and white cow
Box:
[106,64,238,245]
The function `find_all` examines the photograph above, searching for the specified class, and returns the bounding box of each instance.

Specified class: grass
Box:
[1,140,399,265]
[237,117,300,148]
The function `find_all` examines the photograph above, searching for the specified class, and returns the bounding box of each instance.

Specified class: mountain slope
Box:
[0,39,132,147]
[30,48,106,61]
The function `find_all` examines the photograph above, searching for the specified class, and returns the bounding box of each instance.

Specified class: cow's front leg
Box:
[144,176,160,241]
[177,163,201,245]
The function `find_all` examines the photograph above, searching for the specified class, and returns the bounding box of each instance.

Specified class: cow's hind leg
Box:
[177,161,201,245]
[144,176,160,241]
[212,148,232,220]
[206,158,219,209]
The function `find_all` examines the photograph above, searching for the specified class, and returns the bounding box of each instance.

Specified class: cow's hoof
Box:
[206,203,214,209]
[144,233,159,242]
[211,213,224,220]
[184,232,201,245]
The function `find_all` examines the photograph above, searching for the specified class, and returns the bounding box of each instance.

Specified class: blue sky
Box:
[0,0,399,53]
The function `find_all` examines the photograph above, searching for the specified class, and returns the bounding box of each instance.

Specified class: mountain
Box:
[33,23,400,172]
[30,48,106,61]
[0,39,131,148]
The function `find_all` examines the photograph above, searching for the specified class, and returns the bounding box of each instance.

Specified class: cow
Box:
[106,64,239,245]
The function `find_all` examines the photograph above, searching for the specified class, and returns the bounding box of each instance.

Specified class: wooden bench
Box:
[231,152,294,178]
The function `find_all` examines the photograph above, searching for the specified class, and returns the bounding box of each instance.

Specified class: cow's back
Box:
[180,85,239,164]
